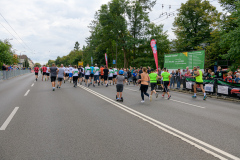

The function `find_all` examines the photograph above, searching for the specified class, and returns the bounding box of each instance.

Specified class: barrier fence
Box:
[0,70,31,81]
[185,78,240,99]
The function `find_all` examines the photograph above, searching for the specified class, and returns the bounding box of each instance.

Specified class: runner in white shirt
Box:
[93,64,100,87]
[46,65,50,81]
[72,65,79,88]
[108,67,114,86]
[69,65,73,83]
[113,66,118,85]
[85,64,91,87]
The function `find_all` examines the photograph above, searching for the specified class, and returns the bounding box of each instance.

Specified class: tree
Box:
[220,2,240,70]
[47,60,55,66]
[74,41,80,51]
[0,40,14,67]
[23,58,29,68]
[34,63,41,67]
[173,0,218,52]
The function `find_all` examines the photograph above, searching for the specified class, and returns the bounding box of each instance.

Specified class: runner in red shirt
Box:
[34,65,39,81]
[42,65,47,81]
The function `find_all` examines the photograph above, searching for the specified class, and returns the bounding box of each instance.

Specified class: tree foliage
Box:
[220,2,240,70]
[0,40,16,68]
[82,0,169,69]
[173,0,219,52]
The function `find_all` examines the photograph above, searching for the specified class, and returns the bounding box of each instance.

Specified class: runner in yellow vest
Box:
[192,66,207,100]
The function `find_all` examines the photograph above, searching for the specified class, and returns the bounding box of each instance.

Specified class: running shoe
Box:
[106,84,108,87]
[98,81,100,86]
[162,94,164,98]
[203,96,207,100]
[150,95,152,102]
[93,84,95,87]
[141,100,145,103]
[53,88,55,91]
[57,85,59,88]
[156,93,158,98]
[64,80,65,83]
[88,83,90,87]
[192,96,197,98]
[168,95,171,100]
[59,87,61,89]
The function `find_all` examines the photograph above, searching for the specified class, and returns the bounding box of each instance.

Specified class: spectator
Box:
[2,63,6,71]
[158,68,162,76]
[210,72,215,79]
[182,67,190,77]
[235,74,240,83]
[184,70,192,78]
[203,68,209,78]
[147,67,151,74]
[206,69,212,79]
[215,66,223,79]
[170,70,176,89]
[225,72,232,83]
[176,69,181,89]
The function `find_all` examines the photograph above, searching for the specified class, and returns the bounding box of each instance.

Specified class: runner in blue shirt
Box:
[90,65,95,85]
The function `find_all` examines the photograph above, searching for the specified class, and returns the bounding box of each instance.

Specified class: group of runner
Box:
[34,64,206,102]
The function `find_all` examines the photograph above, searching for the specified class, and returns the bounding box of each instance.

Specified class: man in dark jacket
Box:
[215,66,223,79]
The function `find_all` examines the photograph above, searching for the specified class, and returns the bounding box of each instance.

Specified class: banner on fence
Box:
[217,80,240,97]
[205,84,214,92]
[186,82,193,89]
[218,85,229,95]
[185,78,215,93]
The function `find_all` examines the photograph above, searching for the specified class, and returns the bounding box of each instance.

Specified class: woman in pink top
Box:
[184,70,192,78]
[139,67,150,103]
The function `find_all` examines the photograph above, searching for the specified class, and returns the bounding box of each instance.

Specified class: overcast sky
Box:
[0,0,222,65]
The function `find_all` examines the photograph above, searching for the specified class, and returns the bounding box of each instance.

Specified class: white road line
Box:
[125,88,138,92]
[31,83,34,87]
[168,99,205,109]
[80,85,239,160]
[0,107,19,130]
[24,89,30,96]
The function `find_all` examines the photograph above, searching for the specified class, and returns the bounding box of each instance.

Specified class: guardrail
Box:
[0,70,31,80]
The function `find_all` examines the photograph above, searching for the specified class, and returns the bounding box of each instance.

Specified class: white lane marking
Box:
[31,83,34,87]
[24,89,30,96]
[0,107,19,130]
[163,98,205,109]
[125,88,138,92]
[80,85,239,160]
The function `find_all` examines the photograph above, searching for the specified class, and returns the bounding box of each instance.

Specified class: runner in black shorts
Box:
[161,68,171,99]
[103,66,109,87]
[78,65,83,84]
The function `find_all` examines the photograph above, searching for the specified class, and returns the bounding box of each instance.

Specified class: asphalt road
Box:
[0,73,239,160]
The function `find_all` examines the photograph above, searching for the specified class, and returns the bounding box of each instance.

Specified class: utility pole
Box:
[116,34,117,68]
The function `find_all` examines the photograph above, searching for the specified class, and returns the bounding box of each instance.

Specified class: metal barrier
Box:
[0,70,31,80]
